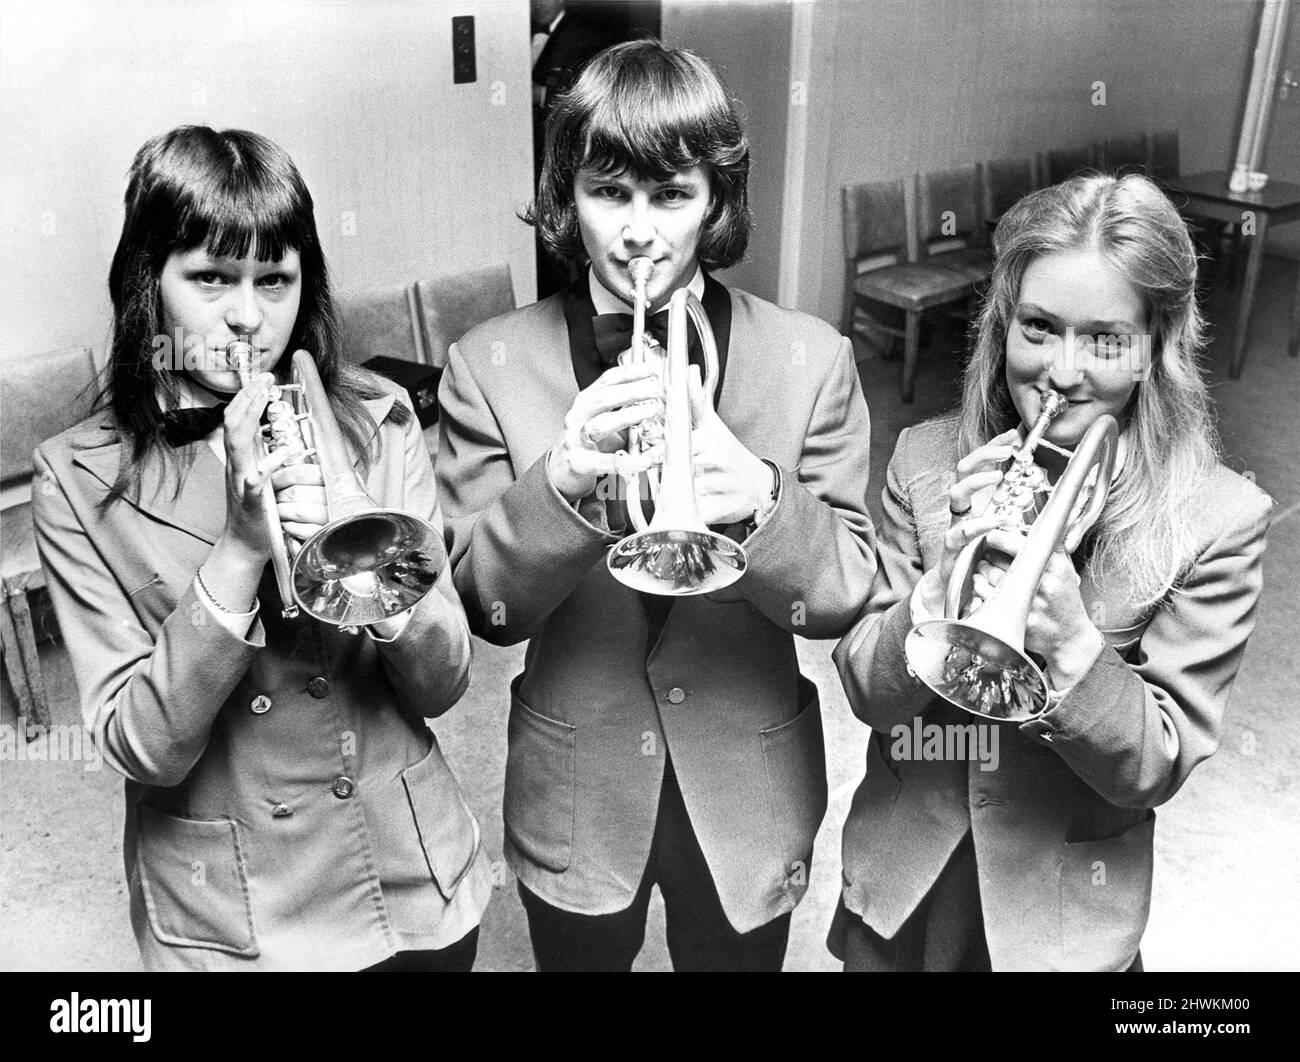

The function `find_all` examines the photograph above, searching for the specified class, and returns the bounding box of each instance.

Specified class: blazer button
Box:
[250,695,272,715]
[307,676,331,699]
[666,687,687,704]
[271,803,293,818]
[332,776,355,800]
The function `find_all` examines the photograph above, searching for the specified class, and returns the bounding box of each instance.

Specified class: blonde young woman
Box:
[831,174,1271,972]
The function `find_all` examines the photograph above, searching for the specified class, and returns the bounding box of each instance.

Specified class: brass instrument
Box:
[605,260,747,596]
[904,391,1118,720]
[229,341,443,630]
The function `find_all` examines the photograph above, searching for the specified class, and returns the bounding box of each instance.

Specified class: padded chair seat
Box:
[0,500,40,586]
[929,246,993,283]
[855,264,973,309]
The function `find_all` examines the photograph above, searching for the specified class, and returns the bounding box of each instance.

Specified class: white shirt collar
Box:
[588,266,705,315]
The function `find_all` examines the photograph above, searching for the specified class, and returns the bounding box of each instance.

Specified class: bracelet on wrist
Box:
[196,566,255,615]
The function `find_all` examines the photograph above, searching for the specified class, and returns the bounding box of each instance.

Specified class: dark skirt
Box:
[829,832,1145,971]
[828,832,992,972]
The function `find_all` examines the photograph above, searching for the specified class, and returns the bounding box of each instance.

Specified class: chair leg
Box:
[901,311,921,403]
[1,586,51,728]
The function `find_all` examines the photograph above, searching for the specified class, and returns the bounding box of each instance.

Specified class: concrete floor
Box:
[3,256,1297,972]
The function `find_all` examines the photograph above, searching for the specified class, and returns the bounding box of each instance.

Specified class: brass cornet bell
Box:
[230,342,443,630]
[606,263,747,596]
[905,392,1118,721]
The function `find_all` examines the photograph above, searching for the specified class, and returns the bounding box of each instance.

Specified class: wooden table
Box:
[1164,171,1300,377]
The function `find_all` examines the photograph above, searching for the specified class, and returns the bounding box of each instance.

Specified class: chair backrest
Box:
[1148,130,1180,181]
[842,178,916,271]
[1099,133,1150,175]
[336,283,425,367]
[413,264,516,369]
[0,346,99,486]
[917,166,983,256]
[1042,145,1095,185]
[980,157,1037,221]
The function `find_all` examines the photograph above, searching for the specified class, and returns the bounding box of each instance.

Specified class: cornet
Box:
[229,341,444,631]
[605,258,747,596]
[904,391,1118,721]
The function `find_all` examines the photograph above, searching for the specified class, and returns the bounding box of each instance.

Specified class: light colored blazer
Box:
[833,414,1272,971]
[437,284,877,932]
[32,380,491,971]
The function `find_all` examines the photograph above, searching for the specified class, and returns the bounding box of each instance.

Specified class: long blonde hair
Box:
[958,174,1219,607]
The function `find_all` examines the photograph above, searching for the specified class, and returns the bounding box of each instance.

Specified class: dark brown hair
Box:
[529,40,751,269]
[103,125,404,502]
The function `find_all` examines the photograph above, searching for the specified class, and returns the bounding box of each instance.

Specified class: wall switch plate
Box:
[452,16,476,84]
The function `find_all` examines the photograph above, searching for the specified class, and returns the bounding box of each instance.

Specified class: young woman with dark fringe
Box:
[33,126,490,971]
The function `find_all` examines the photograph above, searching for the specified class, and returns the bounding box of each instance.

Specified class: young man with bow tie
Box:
[436,40,876,971]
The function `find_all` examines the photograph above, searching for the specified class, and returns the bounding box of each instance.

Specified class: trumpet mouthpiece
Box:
[628,257,653,285]
[226,339,255,379]
[1039,390,1069,420]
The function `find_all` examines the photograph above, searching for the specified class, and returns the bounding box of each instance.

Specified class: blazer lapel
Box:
[714,288,777,463]
[358,394,395,466]
[71,394,397,546]
[74,437,227,545]
[508,298,582,474]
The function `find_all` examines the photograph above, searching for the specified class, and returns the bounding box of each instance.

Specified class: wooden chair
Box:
[1041,144,1096,185]
[1098,133,1151,175]
[980,157,1037,223]
[412,264,516,369]
[0,346,98,726]
[917,165,993,285]
[841,178,976,402]
[336,283,425,366]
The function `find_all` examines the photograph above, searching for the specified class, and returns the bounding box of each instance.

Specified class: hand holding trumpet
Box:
[917,428,1020,617]
[686,366,773,526]
[547,363,665,502]
[941,423,1104,683]
[221,362,329,561]
[966,530,1102,685]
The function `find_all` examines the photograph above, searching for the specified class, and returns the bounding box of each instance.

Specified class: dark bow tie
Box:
[591,311,671,365]
[160,403,228,447]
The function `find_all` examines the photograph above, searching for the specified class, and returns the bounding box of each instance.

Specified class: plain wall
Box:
[663,0,794,302]
[793,0,1281,325]
[0,0,536,362]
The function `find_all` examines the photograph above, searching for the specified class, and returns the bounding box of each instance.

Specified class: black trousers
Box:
[361,926,479,972]
[519,757,792,972]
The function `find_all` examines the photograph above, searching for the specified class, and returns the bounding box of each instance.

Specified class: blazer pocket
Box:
[401,741,482,901]
[503,683,576,874]
[758,677,829,869]
[135,804,258,957]
[1059,810,1155,970]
